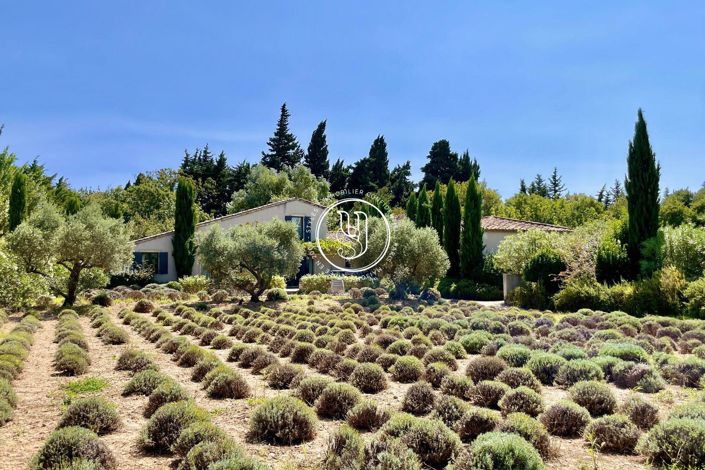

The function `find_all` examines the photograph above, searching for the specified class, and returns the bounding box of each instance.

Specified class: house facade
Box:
[133,198,328,282]
[481,216,571,253]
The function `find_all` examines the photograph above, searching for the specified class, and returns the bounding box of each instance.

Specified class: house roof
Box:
[133,197,327,243]
[481,216,571,232]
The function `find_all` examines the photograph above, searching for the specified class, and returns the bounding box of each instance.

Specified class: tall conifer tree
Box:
[444,179,461,276]
[304,120,329,178]
[329,159,349,193]
[625,109,660,277]
[421,140,458,187]
[406,192,417,222]
[172,177,197,278]
[8,172,28,231]
[431,181,444,242]
[460,176,484,278]
[415,184,431,228]
[367,135,390,189]
[261,103,303,171]
[548,167,566,199]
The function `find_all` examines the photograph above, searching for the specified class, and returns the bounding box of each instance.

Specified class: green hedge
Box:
[298,274,376,294]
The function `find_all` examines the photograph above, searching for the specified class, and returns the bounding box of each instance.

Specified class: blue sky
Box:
[1,1,704,197]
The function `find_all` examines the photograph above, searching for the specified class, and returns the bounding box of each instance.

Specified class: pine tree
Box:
[421,140,459,187]
[415,184,432,227]
[444,179,461,277]
[519,179,528,194]
[529,174,548,197]
[596,185,607,206]
[347,157,375,193]
[261,103,303,171]
[8,172,28,231]
[548,167,566,199]
[172,177,198,278]
[431,180,444,243]
[304,120,329,178]
[406,192,417,222]
[367,135,390,189]
[456,150,480,182]
[460,176,484,278]
[389,161,415,207]
[625,109,660,277]
[329,159,349,193]
[610,179,624,202]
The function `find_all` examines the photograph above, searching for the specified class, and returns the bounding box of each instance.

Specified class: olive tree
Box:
[198,219,304,301]
[356,218,449,298]
[7,202,133,306]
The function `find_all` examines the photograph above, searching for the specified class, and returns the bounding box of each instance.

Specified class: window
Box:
[287,216,304,240]
[134,251,169,275]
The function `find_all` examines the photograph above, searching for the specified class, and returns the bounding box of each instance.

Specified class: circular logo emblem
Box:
[314,197,391,273]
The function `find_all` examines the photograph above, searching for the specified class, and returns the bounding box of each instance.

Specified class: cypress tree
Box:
[172,177,198,278]
[460,176,484,278]
[625,109,660,277]
[456,150,480,182]
[519,179,528,195]
[304,120,329,178]
[261,103,304,171]
[415,184,431,228]
[367,135,390,189]
[431,180,444,242]
[406,192,417,222]
[8,172,28,231]
[444,179,461,277]
[390,161,415,207]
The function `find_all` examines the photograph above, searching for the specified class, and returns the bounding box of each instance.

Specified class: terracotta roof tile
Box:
[481,216,571,232]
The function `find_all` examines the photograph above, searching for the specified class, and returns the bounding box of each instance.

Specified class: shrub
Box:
[323,425,363,470]
[499,386,544,417]
[685,278,705,317]
[31,427,116,470]
[584,414,639,454]
[389,356,424,383]
[500,412,551,457]
[457,432,545,470]
[315,383,362,419]
[637,418,705,468]
[553,279,611,312]
[180,440,241,470]
[402,382,435,415]
[296,376,333,405]
[621,395,658,430]
[362,436,422,469]
[349,363,387,393]
[496,344,532,367]
[265,363,303,390]
[466,356,507,382]
[424,362,451,388]
[0,398,12,425]
[0,377,17,407]
[598,343,649,363]
[346,400,390,431]
[144,382,189,417]
[471,380,510,409]
[115,349,155,373]
[208,456,268,470]
[179,275,210,294]
[134,299,155,313]
[455,406,501,443]
[381,415,460,468]
[496,367,541,393]
[555,359,604,387]
[58,397,120,435]
[140,401,208,452]
[523,251,566,295]
[54,343,89,376]
[172,421,228,456]
[612,361,665,392]
[540,400,590,437]
[440,374,473,399]
[205,369,250,399]
[265,288,288,302]
[669,402,705,421]
[568,380,616,417]
[526,352,566,385]
[247,396,317,444]
[433,395,468,427]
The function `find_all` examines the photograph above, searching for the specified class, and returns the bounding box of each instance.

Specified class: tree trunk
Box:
[63,265,82,307]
